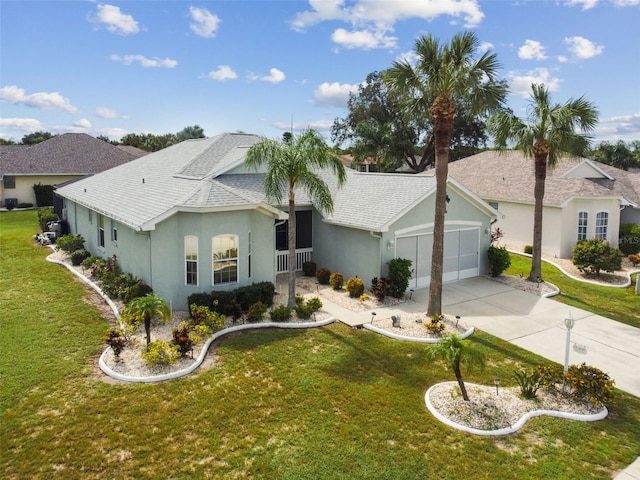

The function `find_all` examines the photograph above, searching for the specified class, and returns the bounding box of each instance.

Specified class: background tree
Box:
[122,294,171,346]
[427,334,485,401]
[384,32,507,316]
[282,131,293,144]
[489,83,598,283]
[176,125,205,142]
[591,140,640,171]
[21,131,54,145]
[245,129,347,308]
[121,132,177,152]
[0,138,17,145]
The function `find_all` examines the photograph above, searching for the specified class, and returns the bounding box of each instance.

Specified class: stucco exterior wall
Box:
[2,174,80,206]
[563,197,622,256]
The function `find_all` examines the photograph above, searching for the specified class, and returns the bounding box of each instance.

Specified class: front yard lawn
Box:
[2,210,639,479]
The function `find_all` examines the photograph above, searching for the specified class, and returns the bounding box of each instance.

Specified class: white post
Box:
[563,311,575,393]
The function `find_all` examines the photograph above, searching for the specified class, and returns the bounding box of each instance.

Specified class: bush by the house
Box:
[306,296,322,312]
[565,363,615,407]
[85,254,118,279]
[424,313,446,335]
[295,303,314,319]
[188,303,225,331]
[141,341,180,366]
[171,321,195,357]
[345,277,365,298]
[488,245,512,277]
[619,223,640,255]
[572,238,623,277]
[302,261,317,277]
[386,258,413,298]
[70,249,91,266]
[628,254,640,266]
[187,292,214,309]
[37,208,59,233]
[270,305,292,322]
[523,245,533,255]
[55,234,85,254]
[246,301,267,322]
[17,202,33,208]
[100,271,138,301]
[316,267,331,285]
[329,272,344,290]
[370,277,386,302]
[105,328,126,359]
[32,182,55,207]
[124,281,153,304]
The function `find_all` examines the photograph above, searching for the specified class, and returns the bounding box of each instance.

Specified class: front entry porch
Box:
[276,248,313,274]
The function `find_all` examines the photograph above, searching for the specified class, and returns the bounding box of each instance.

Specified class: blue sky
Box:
[1,0,639,145]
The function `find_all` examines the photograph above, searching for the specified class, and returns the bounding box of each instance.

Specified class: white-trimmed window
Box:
[577,212,588,241]
[3,176,15,189]
[212,234,238,285]
[595,212,608,240]
[185,236,198,286]
[111,220,118,244]
[98,214,105,248]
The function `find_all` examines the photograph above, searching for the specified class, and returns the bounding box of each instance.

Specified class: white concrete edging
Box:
[98,318,336,383]
[362,324,475,343]
[425,382,608,436]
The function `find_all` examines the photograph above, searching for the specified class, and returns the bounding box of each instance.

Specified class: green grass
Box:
[2,210,640,479]
[505,253,640,329]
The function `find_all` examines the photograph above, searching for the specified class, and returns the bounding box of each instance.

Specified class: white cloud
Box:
[256,68,286,84]
[507,68,562,98]
[331,28,397,49]
[90,4,139,35]
[0,85,78,113]
[273,119,334,131]
[478,41,494,54]
[518,40,547,60]
[0,117,44,132]
[564,0,599,9]
[394,50,418,65]
[73,118,92,128]
[189,6,221,38]
[599,112,640,135]
[111,54,178,68]
[314,82,359,107]
[613,0,640,5]
[95,107,125,119]
[563,36,604,59]
[208,65,238,81]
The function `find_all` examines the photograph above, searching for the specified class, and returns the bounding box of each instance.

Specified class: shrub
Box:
[270,305,292,322]
[37,208,58,232]
[187,292,214,309]
[370,277,386,302]
[70,249,91,266]
[101,271,137,300]
[488,245,511,277]
[89,255,118,279]
[17,202,33,208]
[329,272,344,290]
[211,291,242,319]
[302,261,317,277]
[254,281,276,307]
[246,301,267,322]
[32,182,55,207]
[628,254,640,266]
[141,341,180,366]
[523,245,533,255]
[619,223,640,255]
[189,304,225,331]
[316,268,331,285]
[55,234,85,254]
[171,321,195,357]
[235,284,263,312]
[345,277,365,298]
[81,255,102,270]
[386,258,412,298]
[105,328,126,359]
[306,296,322,312]
[572,238,623,277]
[124,281,153,304]
[565,363,615,407]
[295,303,314,319]
[424,313,446,336]
[514,368,545,399]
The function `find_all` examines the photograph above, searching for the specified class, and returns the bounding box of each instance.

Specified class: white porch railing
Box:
[276,248,313,274]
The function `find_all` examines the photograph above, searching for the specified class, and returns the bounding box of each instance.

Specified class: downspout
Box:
[370,231,383,278]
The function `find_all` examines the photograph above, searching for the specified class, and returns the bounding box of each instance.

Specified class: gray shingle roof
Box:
[441,151,639,207]
[0,133,146,176]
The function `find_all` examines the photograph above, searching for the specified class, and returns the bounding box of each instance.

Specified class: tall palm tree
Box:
[427,334,485,401]
[123,293,171,346]
[489,83,598,282]
[384,32,507,316]
[245,129,347,309]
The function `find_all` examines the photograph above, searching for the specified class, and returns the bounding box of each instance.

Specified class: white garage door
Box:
[396,228,480,289]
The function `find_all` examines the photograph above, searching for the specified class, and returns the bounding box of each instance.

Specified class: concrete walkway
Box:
[312,276,639,479]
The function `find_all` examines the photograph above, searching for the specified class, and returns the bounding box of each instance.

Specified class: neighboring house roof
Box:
[439,150,640,208]
[56,131,497,234]
[0,133,147,177]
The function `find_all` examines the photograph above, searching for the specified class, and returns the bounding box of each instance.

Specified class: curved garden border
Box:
[425,382,608,436]
[363,324,475,343]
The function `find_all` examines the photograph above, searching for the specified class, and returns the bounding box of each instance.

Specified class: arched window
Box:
[212,235,238,285]
[185,236,198,286]
[577,211,588,241]
[595,212,608,240]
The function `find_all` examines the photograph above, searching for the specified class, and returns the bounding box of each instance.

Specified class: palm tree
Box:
[427,334,485,401]
[384,32,507,316]
[122,294,171,346]
[245,129,347,308]
[489,83,598,282]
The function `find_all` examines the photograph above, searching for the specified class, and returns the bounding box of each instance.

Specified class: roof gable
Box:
[562,159,613,180]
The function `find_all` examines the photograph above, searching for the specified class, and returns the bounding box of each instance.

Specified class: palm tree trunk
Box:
[145,317,151,346]
[287,184,297,309]
[454,366,470,401]
[528,145,549,283]
[427,94,455,317]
